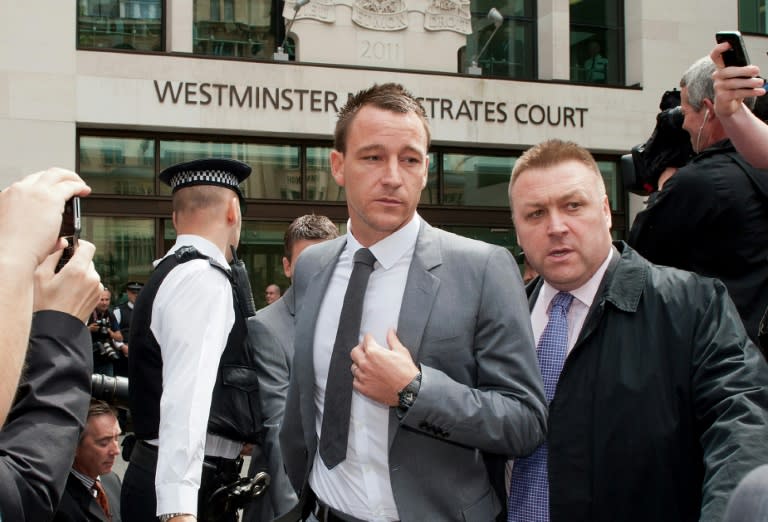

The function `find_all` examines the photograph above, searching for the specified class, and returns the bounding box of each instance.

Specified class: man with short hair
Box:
[87,288,122,376]
[122,158,262,522]
[244,214,339,522]
[53,400,122,522]
[628,55,768,346]
[264,283,281,305]
[507,138,768,522]
[279,83,547,521]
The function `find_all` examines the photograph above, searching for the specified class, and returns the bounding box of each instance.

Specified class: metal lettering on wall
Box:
[152,80,589,128]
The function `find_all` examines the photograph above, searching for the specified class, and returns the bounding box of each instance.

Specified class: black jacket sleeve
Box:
[0,311,93,522]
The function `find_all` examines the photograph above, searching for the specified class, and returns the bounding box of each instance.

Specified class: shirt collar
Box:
[71,469,97,491]
[539,248,613,311]
[154,234,229,269]
[345,213,421,270]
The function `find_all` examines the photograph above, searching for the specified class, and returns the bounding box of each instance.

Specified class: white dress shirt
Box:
[149,235,241,517]
[309,214,421,522]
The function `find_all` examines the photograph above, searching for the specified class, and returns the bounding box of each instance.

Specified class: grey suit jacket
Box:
[244,287,299,522]
[279,221,547,522]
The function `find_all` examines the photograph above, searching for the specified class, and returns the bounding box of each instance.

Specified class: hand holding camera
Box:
[0,168,91,273]
[33,240,101,323]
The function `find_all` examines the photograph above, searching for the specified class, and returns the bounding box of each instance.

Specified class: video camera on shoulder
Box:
[621,89,694,195]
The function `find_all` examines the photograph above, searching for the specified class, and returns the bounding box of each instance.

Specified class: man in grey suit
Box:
[279,83,547,522]
[244,214,339,522]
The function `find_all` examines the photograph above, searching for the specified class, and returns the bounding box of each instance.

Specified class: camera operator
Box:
[87,288,122,376]
[628,55,768,348]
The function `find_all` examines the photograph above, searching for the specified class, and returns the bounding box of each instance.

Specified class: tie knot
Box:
[353,248,376,267]
[551,291,574,313]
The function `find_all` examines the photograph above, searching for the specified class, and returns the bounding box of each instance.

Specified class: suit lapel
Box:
[295,238,346,452]
[388,222,442,447]
[66,474,109,522]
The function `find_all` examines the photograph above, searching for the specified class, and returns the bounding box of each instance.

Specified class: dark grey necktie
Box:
[319,247,377,469]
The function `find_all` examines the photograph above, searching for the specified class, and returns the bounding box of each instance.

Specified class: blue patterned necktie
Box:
[508,291,574,522]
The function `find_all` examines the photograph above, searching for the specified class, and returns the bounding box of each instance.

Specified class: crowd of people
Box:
[2,38,768,522]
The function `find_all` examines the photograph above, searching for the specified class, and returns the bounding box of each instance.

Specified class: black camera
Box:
[621,90,694,195]
[94,317,111,337]
[91,373,130,408]
[93,340,121,361]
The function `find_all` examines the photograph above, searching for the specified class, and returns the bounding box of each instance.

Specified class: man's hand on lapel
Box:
[351,329,420,406]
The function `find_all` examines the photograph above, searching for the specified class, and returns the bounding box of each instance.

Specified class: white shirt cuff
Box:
[156,483,199,517]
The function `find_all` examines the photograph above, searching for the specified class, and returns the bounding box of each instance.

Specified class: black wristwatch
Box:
[397,371,422,411]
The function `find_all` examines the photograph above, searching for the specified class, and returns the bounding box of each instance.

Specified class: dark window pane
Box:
[159,140,300,199]
[740,0,768,34]
[421,152,438,205]
[306,146,344,202]
[77,0,163,51]
[193,0,278,59]
[443,154,514,207]
[79,136,156,195]
[569,1,624,85]
[597,160,621,211]
[164,218,347,308]
[464,0,536,78]
[86,217,156,297]
[570,0,622,26]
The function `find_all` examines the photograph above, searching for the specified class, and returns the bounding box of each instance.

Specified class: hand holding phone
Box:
[55,197,81,273]
[716,31,751,68]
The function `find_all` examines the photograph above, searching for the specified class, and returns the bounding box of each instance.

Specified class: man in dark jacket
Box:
[506,139,768,522]
[628,55,768,346]
[54,400,122,522]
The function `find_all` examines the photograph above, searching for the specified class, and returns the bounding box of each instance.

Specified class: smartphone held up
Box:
[715,30,751,68]
[55,196,81,273]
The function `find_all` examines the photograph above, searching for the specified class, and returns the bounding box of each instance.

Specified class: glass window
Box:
[164,218,346,309]
[740,0,768,34]
[442,154,514,207]
[85,217,156,300]
[464,0,536,79]
[77,0,163,51]
[193,0,278,59]
[569,0,624,85]
[79,136,156,195]
[159,140,300,199]
[306,147,344,202]
[597,159,621,211]
[422,152,439,205]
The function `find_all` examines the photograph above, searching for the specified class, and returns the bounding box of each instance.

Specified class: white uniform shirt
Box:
[309,214,421,521]
[149,234,241,517]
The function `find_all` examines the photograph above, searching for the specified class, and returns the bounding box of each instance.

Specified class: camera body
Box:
[91,316,120,360]
[621,90,694,195]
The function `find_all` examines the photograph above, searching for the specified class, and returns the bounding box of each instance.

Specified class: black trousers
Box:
[121,441,239,522]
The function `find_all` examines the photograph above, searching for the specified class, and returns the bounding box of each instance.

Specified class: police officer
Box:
[114,281,142,351]
[121,159,263,522]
